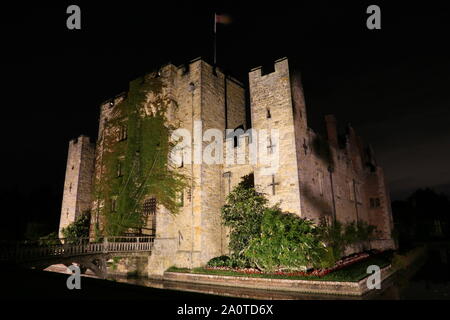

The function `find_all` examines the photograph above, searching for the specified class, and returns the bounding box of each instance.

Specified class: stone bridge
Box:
[0,236,154,278]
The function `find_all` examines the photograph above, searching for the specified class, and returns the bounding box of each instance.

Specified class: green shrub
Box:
[221,174,267,266]
[38,232,61,246]
[220,175,378,272]
[206,255,233,268]
[244,208,327,272]
[392,246,427,271]
[318,219,377,265]
[61,211,91,243]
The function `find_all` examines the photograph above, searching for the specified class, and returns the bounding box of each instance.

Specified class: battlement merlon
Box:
[249,57,289,78]
[69,134,94,146]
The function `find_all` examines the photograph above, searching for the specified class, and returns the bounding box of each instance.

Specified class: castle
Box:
[59,57,395,275]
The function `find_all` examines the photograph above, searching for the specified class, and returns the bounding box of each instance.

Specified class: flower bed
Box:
[166,251,392,282]
[204,252,371,278]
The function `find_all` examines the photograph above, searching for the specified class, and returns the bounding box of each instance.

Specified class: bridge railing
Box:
[0,236,154,262]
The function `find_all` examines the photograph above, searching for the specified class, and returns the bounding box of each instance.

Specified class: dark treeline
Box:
[392,188,450,250]
[0,185,61,241]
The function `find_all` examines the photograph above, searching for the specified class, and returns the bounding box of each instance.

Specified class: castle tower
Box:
[59,135,95,238]
[91,58,247,273]
[194,60,247,264]
[248,57,307,216]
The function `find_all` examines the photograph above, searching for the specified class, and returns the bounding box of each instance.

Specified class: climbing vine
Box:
[93,73,188,236]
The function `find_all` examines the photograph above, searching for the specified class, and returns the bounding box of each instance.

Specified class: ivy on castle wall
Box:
[93,74,188,236]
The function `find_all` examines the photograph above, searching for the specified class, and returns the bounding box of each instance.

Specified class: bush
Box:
[24,222,49,241]
[221,174,267,266]
[318,219,377,266]
[220,175,378,272]
[61,211,91,243]
[392,246,427,271]
[244,208,327,272]
[38,232,61,246]
[206,255,233,268]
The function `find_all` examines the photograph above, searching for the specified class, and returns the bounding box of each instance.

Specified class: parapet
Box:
[70,135,94,147]
[249,57,289,79]
[175,57,244,87]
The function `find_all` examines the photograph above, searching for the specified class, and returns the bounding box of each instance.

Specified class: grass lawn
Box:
[166,253,392,282]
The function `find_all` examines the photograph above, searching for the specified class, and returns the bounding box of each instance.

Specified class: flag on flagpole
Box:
[214,13,232,65]
[214,13,232,34]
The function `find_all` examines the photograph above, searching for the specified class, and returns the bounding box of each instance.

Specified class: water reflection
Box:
[110,245,450,300]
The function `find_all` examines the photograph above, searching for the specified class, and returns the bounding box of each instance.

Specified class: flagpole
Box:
[213,13,217,65]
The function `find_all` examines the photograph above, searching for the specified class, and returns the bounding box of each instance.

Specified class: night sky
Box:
[0,1,449,236]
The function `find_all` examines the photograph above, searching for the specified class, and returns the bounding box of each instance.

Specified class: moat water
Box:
[111,244,450,300]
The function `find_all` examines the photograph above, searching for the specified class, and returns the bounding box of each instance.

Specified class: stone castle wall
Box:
[248,58,302,215]
[60,57,395,276]
[59,135,95,237]
[247,57,395,251]
[127,59,247,274]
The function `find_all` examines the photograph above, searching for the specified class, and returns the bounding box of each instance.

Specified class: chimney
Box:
[356,135,365,161]
[325,115,338,148]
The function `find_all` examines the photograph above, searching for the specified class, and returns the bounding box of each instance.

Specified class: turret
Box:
[59,135,95,238]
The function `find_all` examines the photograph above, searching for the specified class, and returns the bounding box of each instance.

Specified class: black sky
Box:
[0,1,449,234]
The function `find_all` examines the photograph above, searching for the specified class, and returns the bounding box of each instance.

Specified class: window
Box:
[178,149,184,168]
[111,197,117,212]
[370,198,381,208]
[355,182,362,204]
[179,191,184,207]
[143,197,158,236]
[118,125,128,141]
[434,219,443,236]
[143,197,157,215]
[186,188,192,202]
[266,108,271,119]
[117,161,123,177]
[318,171,324,196]
[336,185,341,199]
[233,125,244,148]
[302,138,308,155]
[348,181,355,201]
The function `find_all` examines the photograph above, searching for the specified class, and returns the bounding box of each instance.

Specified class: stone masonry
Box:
[59,135,95,238]
[59,57,396,276]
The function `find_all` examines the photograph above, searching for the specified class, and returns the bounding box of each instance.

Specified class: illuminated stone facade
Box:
[59,57,395,276]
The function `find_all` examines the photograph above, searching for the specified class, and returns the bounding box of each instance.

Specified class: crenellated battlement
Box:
[69,134,93,146]
[249,57,289,78]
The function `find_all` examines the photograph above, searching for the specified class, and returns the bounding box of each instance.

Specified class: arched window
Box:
[233,125,244,148]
